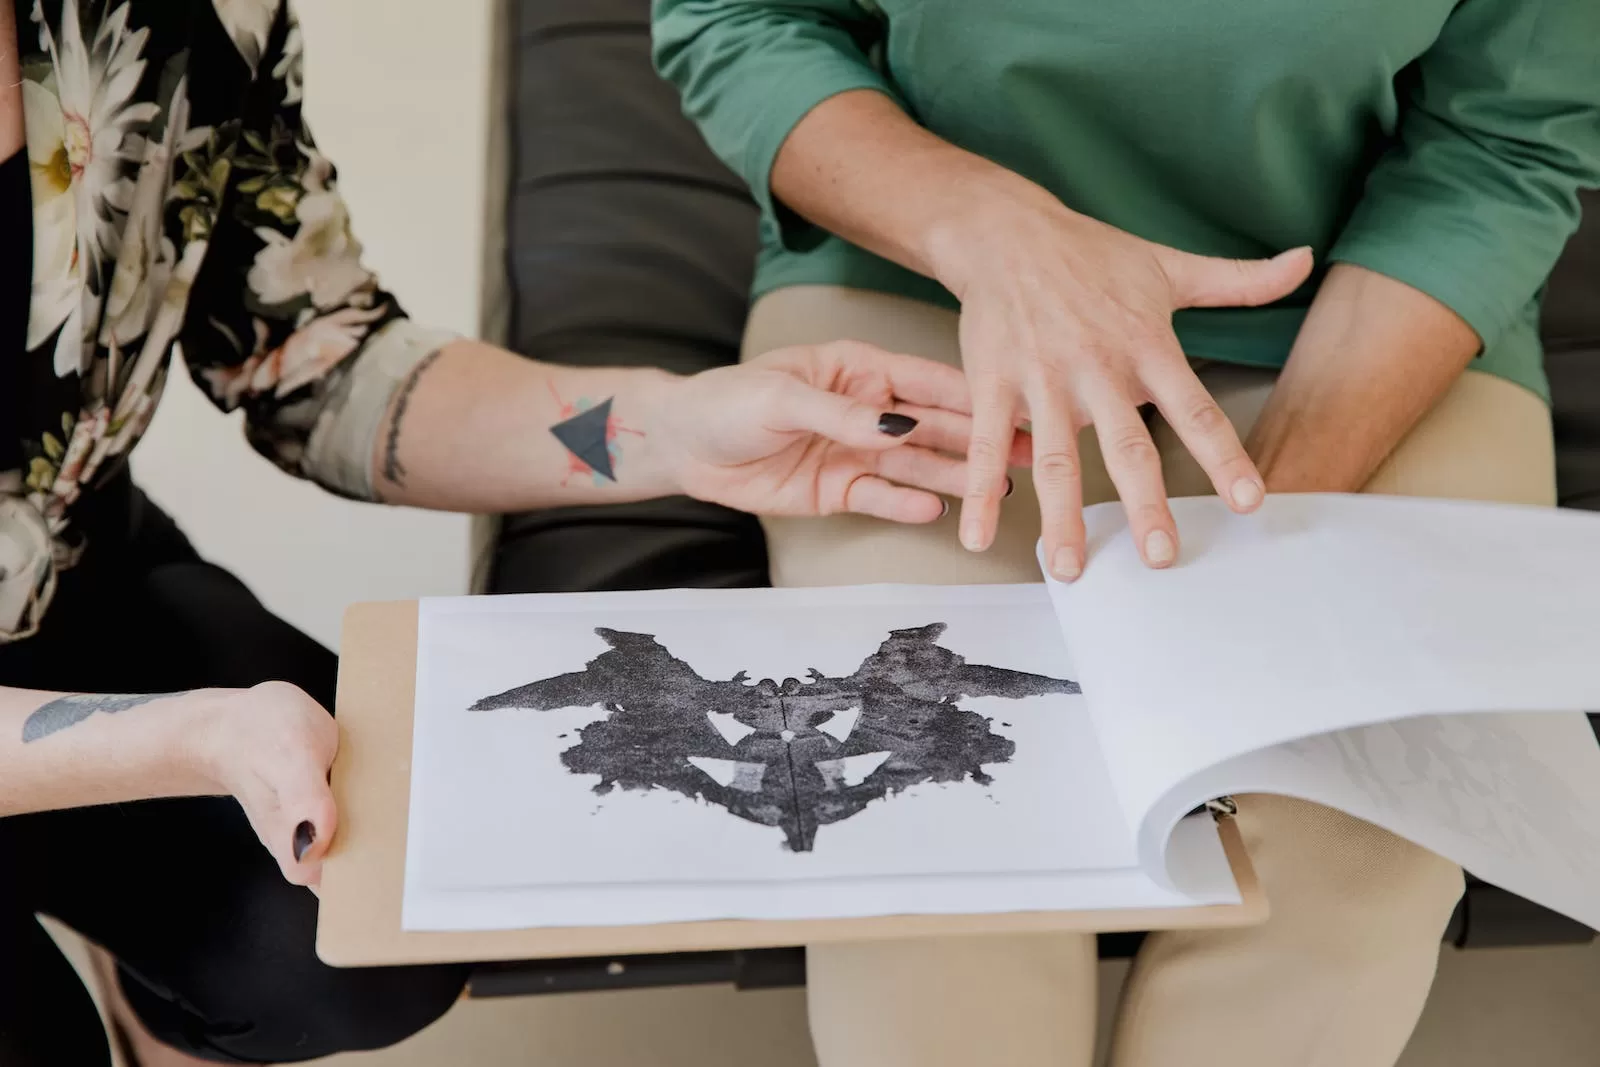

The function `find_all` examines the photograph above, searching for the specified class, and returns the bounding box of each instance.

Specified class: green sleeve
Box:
[651,0,898,251]
[1328,0,1600,352]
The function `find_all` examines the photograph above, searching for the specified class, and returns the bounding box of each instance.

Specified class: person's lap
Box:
[0,484,466,1066]
[744,284,1554,1067]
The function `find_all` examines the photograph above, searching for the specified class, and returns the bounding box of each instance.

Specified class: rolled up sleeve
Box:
[176,1,456,501]
[1328,0,1600,352]
[652,0,898,251]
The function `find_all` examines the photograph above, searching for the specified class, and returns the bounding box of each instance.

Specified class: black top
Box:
[2,146,28,472]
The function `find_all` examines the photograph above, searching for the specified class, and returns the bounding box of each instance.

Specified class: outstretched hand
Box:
[655,340,1028,523]
[928,191,1313,578]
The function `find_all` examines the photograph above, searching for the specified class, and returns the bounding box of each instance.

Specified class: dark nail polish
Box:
[877,413,918,437]
[293,821,316,862]
[1003,476,1015,498]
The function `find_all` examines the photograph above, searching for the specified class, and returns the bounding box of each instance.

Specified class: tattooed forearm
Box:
[380,350,445,488]
[548,384,644,486]
[21,693,188,743]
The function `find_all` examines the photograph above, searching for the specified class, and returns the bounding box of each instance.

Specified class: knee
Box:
[255,963,468,1061]
[1239,794,1465,938]
[127,959,468,1062]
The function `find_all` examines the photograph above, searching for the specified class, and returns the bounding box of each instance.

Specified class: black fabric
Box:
[488,0,766,595]
[0,478,467,1066]
[2,146,29,471]
[1547,189,1600,512]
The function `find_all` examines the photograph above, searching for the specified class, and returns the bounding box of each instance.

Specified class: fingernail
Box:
[939,498,951,518]
[1145,529,1177,566]
[1230,478,1263,510]
[877,413,918,437]
[961,519,985,552]
[1051,548,1082,582]
[1003,476,1015,498]
[293,821,316,862]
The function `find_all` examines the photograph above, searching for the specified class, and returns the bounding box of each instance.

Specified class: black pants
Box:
[0,478,468,1065]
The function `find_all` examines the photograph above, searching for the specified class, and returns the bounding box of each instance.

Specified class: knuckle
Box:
[1183,398,1232,437]
[1033,449,1081,489]
[1109,427,1160,468]
[965,436,1009,473]
[969,368,1015,403]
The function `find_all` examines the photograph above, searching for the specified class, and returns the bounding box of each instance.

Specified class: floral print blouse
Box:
[1,0,454,641]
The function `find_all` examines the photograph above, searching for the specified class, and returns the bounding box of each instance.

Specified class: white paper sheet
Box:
[1044,493,1600,920]
[404,584,1203,930]
[402,816,1238,931]
[1175,713,1600,929]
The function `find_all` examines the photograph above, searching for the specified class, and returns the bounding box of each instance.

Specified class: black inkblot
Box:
[471,624,1078,852]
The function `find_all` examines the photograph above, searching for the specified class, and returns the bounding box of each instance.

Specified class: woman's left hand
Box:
[654,341,1027,522]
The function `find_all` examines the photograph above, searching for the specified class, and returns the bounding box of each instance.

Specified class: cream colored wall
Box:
[131,0,500,650]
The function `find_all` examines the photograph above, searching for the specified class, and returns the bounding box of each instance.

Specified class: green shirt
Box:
[654,0,1600,401]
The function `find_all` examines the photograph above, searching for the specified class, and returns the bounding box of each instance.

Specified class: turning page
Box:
[1045,494,1600,928]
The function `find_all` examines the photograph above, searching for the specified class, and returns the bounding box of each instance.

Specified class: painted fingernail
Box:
[293,821,316,862]
[877,413,918,437]
[1231,478,1263,510]
[1145,529,1177,566]
[1003,476,1015,498]
[1051,548,1082,582]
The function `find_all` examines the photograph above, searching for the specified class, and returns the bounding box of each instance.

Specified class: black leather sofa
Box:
[472,0,1600,997]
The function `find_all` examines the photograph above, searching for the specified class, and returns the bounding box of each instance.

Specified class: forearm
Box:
[369,339,687,511]
[770,89,1059,292]
[0,687,225,817]
[1247,263,1481,492]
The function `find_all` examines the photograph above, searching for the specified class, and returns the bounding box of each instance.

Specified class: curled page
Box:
[1045,493,1600,928]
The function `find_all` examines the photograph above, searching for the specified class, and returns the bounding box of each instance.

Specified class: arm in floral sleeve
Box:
[177,2,988,526]
[175,2,456,501]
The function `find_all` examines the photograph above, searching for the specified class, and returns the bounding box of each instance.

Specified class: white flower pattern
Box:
[3,0,443,640]
[27,0,160,375]
[211,0,277,74]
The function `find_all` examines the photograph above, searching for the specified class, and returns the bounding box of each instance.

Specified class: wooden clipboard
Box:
[316,600,1268,967]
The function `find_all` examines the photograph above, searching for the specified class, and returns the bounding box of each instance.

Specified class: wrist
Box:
[179,688,250,795]
[623,368,694,498]
[919,166,1067,297]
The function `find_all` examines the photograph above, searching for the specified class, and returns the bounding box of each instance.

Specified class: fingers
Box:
[1027,385,1086,582]
[958,379,1019,552]
[1157,245,1313,309]
[875,444,969,499]
[813,339,976,414]
[1086,386,1179,569]
[842,475,948,524]
[761,376,928,453]
[893,405,1034,466]
[1139,345,1264,513]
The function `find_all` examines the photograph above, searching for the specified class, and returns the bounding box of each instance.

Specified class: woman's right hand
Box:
[196,681,339,889]
[923,175,1314,579]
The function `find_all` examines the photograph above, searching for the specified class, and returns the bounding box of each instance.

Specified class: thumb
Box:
[1158,245,1314,309]
[279,774,338,889]
[764,377,921,451]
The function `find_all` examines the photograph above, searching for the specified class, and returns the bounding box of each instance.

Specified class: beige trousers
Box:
[743,285,1557,1067]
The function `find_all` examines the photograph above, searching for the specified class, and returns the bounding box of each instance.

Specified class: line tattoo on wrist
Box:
[381,350,445,488]
[548,383,644,486]
[22,692,192,743]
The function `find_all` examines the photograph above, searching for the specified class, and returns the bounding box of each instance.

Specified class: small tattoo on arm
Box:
[381,350,445,488]
[548,384,643,486]
[21,692,189,743]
